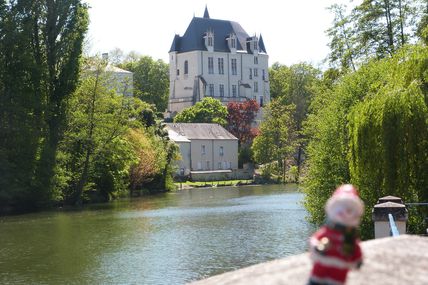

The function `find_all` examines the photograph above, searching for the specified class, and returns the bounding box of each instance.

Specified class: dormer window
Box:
[247,36,259,54]
[227,33,237,53]
[205,30,214,51]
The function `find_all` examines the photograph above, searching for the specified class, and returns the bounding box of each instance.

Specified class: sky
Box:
[85,0,359,67]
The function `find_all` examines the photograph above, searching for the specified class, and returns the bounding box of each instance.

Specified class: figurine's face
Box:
[327,199,363,227]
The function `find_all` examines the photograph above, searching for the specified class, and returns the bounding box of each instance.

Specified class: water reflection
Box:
[0,185,315,285]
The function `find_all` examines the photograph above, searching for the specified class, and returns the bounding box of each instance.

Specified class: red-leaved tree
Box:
[226,100,260,146]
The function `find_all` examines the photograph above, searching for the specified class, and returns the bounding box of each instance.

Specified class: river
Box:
[0,184,315,285]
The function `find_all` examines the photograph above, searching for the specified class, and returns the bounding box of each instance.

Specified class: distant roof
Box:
[169,8,267,54]
[165,123,238,140]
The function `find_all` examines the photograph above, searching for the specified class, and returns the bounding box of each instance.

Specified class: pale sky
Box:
[85,0,359,67]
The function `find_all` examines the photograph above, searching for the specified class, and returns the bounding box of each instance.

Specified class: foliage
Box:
[120,54,169,112]
[303,45,428,238]
[56,60,137,204]
[326,4,358,71]
[226,100,260,146]
[55,59,179,204]
[238,146,254,167]
[268,63,321,173]
[326,0,428,70]
[0,0,89,211]
[127,128,164,191]
[174,97,228,126]
[252,100,296,182]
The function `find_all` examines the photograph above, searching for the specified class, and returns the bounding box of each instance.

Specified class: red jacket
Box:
[309,225,362,285]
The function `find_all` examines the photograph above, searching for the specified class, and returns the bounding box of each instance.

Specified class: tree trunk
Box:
[398,0,405,46]
[384,0,395,53]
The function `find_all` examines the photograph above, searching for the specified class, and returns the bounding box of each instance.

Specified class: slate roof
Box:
[169,9,267,54]
[165,123,238,140]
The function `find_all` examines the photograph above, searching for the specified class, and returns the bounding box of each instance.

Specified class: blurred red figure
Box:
[308,184,364,285]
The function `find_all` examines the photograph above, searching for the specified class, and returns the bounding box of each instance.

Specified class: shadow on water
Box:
[0,184,315,285]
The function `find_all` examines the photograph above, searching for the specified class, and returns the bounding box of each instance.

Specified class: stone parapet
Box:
[189,235,428,285]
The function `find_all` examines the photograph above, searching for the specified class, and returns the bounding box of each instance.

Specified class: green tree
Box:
[326,0,427,69]
[120,55,169,112]
[0,0,88,211]
[268,63,320,174]
[252,100,296,182]
[57,59,137,204]
[304,45,428,238]
[174,97,228,126]
[326,4,358,71]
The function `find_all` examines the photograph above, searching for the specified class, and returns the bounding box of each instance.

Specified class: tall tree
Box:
[268,63,320,173]
[252,100,296,182]
[326,0,427,68]
[57,58,138,204]
[0,0,88,210]
[326,4,358,71]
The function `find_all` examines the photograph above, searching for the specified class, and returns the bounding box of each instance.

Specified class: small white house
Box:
[166,123,238,179]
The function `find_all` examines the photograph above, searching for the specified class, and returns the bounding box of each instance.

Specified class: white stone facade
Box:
[168,8,270,115]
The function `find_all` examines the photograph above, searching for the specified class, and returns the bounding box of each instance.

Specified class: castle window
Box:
[218,58,224,74]
[219,84,225,97]
[208,35,213,47]
[232,85,237,97]
[184,60,188,74]
[219,146,224,156]
[201,145,206,155]
[208,57,214,74]
[209,84,214,96]
[254,56,258,64]
[253,40,258,50]
[177,69,180,76]
[249,68,253,79]
[262,69,266,80]
[254,82,258,93]
[231,38,236,49]
[231,59,237,75]
[254,68,258,77]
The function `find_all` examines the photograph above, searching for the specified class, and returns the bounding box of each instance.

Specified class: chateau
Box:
[168,7,270,115]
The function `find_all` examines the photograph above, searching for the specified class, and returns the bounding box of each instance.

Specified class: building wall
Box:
[189,139,238,171]
[175,142,191,175]
[169,49,270,114]
[374,221,407,238]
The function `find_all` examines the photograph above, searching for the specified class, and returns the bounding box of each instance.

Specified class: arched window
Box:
[184,60,188,75]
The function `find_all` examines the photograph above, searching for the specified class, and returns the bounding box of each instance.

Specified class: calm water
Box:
[0,184,315,285]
